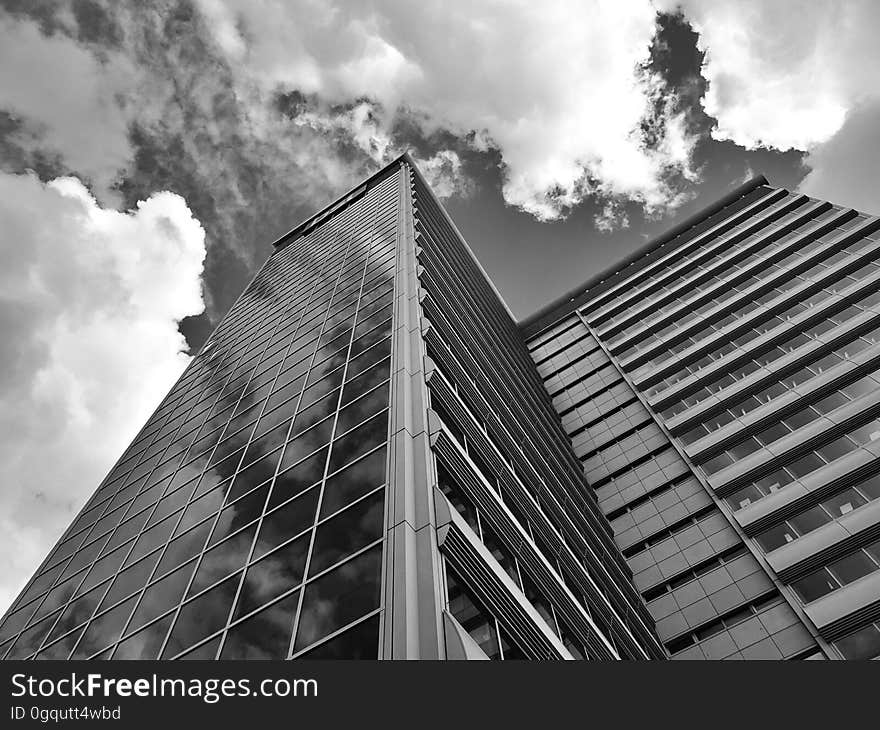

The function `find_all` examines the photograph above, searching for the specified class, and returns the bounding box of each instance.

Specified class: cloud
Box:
[664,0,880,151]
[413,150,473,200]
[195,0,701,221]
[799,100,880,216]
[0,171,205,614]
[0,12,135,197]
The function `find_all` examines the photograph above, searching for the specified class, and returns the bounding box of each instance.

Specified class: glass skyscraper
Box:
[2,155,879,660]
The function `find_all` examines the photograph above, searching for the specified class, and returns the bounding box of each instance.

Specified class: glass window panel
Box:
[70,595,137,658]
[284,417,335,469]
[481,524,521,587]
[320,447,387,519]
[788,505,832,535]
[786,453,825,479]
[308,491,384,577]
[226,449,281,503]
[175,483,227,535]
[782,407,819,431]
[162,572,241,658]
[188,524,257,597]
[858,474,880,500]
[34,624,86,660]
[177,635,221,660]
[154,520,212,577]
[812,392,851,416]
[235,534,310,618]
[128,559,196,633]
[842,376,878,400]
[262,377,305,415]
[823,488,867,518]
[243,422,290,465]
[208,483,269,548]
[78,545,129,596]
[289,391,339,439]
[341,358,391,406]
[221,590,300,659]
[6,611,61,659]
[728,484,766,511]
[269,447,328,510]
[294,545,383,653]
[328,410,389,473]
[49,581,107,644]
[729,436,763,458]
[445,568,500,660]
[792,569,838,603]
[848,420,880,445]
[113,614,173,660]
[835,624,880,660]
[828,550,877,586]
[499,627,529,660]
[702,452,734,475]
[521,575,559,636]
[816,437,855,463]
[101,551,162,610]
[335,381,389,435]
[103,508,151,554]
[864,540,880,565]
[300,366,346,408]
[298,614,379,659]
[756,523,798,552]
[254,487,319,559]
[351,328,391,362]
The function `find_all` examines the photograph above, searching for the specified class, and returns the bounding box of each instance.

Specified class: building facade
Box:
[4,156,880,661]
[522,177,880,660]
[0,155,663,660]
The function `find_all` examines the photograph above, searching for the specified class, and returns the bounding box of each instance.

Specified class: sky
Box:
[0,0,879,614]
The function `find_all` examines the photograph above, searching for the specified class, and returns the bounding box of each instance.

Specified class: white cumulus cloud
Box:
[195,0,700,221]
[660,0,880,213]
[0,172,206,614]
[665,0,880,152]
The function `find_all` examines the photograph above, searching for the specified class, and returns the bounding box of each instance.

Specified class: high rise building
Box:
[522,177,880,660]
[0,155,662,661]
[3,155,880,661]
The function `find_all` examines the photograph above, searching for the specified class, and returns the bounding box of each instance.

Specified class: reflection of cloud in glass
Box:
[236,534,309,618]
[162,572,240,658]
[309,491,384,576]
[188,524,257,597]
[222,590,300,659]
[112,613,172,659]
[294,545,382,653]
[320,447,386,518]
[70,594,136,658]
[254,488,319,560]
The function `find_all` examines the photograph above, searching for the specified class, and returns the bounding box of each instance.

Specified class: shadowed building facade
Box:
[4,156,880,660]
[522,178,880,660]
[0,155,663,660]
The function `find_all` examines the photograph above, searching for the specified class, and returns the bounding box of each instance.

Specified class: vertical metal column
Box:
[381,162,446,659]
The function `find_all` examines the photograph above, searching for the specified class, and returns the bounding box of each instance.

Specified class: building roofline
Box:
[271,151,414,250]
[517,174,770,336]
